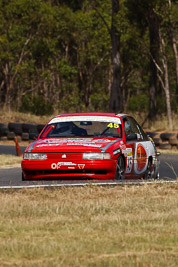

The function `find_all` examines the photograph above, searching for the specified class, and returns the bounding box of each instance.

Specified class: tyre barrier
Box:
[160,132,176,141]
[0,122,45,141]
[150,132,178,150]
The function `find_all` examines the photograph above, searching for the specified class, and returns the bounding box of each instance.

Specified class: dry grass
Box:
[0,111,51,124]
[0,184,178,266]
[0,111,178,131]
[130,112,178,131]
[157,149,178,154]
[0,155,22,168]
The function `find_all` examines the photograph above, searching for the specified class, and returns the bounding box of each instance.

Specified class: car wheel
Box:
[143,158,152,179]
[115,156,125,180]
[22,172,26,181]
[154,169,160,179]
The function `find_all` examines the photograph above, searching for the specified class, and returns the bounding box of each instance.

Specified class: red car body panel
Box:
[21,113,159,180]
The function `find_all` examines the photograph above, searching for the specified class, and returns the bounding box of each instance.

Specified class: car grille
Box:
[47,152,82,159]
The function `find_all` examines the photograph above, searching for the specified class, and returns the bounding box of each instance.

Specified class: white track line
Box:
[0,179,177,189]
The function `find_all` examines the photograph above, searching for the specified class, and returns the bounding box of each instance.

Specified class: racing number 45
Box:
[107,123,119,128]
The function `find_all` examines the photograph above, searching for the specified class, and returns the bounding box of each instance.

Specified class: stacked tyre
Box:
[21,123,45,141]
[0,123,9,140]
[8,123,22,141]
[0,122,45,142]
[148,132,178,150]
[160,132,178,150]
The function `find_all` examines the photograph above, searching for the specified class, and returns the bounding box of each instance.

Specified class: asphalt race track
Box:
[0,145,177,188]
[0,144,27,155]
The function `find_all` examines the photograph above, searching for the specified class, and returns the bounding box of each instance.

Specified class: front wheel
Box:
[115,156,125,180]
[22,172,26,181]
[143,159,152,179]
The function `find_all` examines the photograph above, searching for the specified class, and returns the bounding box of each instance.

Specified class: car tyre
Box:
[159,143,171,150]
[22,132,29,141]
[160,133,176,141]
[7,132,15,140]
[154,170,160,179]
[143,158,152,179]
[115,155,125,180]
[22,172,26,181]
[169,138,177,145]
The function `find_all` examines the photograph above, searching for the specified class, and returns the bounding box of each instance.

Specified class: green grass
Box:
[0,184,178,266]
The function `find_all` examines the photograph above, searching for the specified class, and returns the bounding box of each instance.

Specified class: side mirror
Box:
[126,133,137,141]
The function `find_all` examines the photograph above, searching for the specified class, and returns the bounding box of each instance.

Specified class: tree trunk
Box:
[3,63,13,112]
[159,31,173,129]
[168,0,178,100]
[148,10,160,121]
[171,34,178,92]
[109,0,122,112]
[164,62,172,129]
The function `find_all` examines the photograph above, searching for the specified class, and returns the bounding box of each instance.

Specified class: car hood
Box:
[26,137,119,153]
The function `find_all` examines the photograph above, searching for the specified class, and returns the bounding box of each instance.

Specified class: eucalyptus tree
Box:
[0,0,44,111]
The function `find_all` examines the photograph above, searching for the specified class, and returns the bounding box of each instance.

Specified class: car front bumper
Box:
[21,159,117,180]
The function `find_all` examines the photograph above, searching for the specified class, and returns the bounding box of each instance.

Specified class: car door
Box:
[123,116,155,176]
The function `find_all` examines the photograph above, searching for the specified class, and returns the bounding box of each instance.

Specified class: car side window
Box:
[127,117,148,141]
[123,117,137,140]
[132,118,148,141]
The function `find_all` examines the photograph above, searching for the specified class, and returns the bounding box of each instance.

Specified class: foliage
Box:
[127,94,149,113]
[0,0,177,121]
[19,94,53,115]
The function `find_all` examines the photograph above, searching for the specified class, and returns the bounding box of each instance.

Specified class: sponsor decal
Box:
[113,148,121,155]
[133,141,155,175]
[122,148,132,156]
[49,116,121,124]
[36,138,109,148]
[121,148,133,173]
[51,162,77,170]
[67,143,102,148]
[136,144,147,171]
[51,163,57,169]
[126,148,132,156]
[83,144,101,148]
[126,156,133,173]
[95,139,111,143]
[78,164,85,169]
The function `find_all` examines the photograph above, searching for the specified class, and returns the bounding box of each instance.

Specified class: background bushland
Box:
[0,0,177,127]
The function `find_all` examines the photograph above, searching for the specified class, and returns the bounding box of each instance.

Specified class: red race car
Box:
[21,113,160,180]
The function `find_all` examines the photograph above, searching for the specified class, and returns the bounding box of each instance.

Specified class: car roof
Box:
[52,113,128,119]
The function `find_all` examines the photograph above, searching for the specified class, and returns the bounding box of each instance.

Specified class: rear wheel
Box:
[115,156,125,180]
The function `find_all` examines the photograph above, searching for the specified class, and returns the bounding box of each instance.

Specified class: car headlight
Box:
[83,152,111,160]
[23,153,47,160]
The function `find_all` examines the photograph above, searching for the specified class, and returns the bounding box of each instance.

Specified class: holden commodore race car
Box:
[21,113,160,180]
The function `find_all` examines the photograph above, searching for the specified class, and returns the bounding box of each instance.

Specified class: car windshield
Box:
[40,117,122,138]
